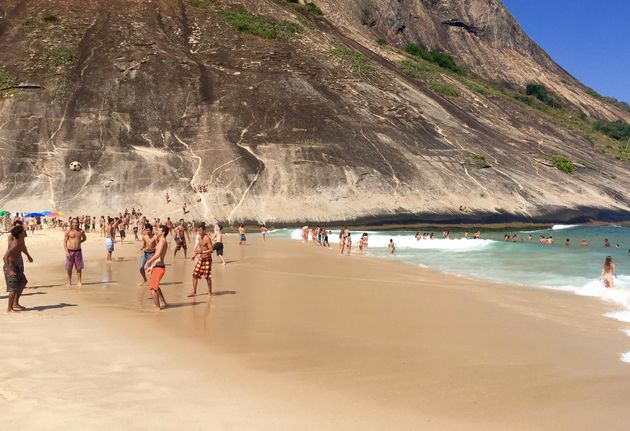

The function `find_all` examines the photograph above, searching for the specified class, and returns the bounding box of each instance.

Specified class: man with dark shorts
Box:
[64,218,87,286]
[189,224,213,297]
[173,221,187,258]
[4,225,28,312]
[212,223,226,265]
[139,224,158,285]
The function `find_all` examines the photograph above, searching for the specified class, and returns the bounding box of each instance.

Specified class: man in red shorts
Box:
[188,223,213,298]
[144,224,169,310]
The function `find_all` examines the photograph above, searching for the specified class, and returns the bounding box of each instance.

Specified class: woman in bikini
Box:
[601,256,616,288]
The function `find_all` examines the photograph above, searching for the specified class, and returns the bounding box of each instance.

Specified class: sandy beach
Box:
[2,228,630,430]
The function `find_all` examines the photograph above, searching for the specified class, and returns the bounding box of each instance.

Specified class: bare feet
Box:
[137,281,146,286]
[12,306,24,311]
[186,292,196,297]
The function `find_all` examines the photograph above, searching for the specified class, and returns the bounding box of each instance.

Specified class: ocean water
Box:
[270,225,630,362]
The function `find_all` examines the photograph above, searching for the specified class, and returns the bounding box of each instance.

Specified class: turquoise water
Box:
[271,224,630,361]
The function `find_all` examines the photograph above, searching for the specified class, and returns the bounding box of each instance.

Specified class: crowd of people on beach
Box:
[2,214,627,312]
[1,208,274,313]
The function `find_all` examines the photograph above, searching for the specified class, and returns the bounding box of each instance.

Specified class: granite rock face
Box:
[0,0,628,224]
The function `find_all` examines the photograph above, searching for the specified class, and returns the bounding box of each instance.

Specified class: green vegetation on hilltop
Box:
[430,81,459,97]
[397,45,628,160]
[552,156,576,174]
[587,88,630,113]
[525,83,561,108]
[0,67,17,89]
[403,43,460,73]
[330,48,372,75]
[594,119,630,141]
[218,9,303,39]
[21,11,58,31]
[44,47,78,67]
[285,0,323,16]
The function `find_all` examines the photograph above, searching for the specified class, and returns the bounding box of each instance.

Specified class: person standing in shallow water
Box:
[64,218,87,286]
[601,256,616,288]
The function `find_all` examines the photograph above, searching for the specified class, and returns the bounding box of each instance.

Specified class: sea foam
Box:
[289,229,494,251]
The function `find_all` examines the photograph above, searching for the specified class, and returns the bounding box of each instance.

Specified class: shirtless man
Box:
[64,218,87,286]
[132,216,140,241]
[189,224,213,297]
[4,225,29,312]
[144,224,169,310]
[212,223,226,265]
[139,224,158,285]
[173,221,188,258]
[117,218,126,243]
[239,224,246,245]
[105,218,116,262]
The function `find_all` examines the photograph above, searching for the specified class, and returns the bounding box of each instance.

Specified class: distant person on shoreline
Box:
[139,224,157,285]
[604,238,611,248]
[4,225,28,312]
[601,256,616,288]
[144,224,169,310]
[565,238,571,247]
[388,239,396,256]
[212,223,226,266]
[579,239,589,246]
[239,224,246,245]
[64,218,86,287]
[260,225,268,241]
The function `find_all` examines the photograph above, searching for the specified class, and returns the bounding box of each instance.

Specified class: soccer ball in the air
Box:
[69,161,82,172]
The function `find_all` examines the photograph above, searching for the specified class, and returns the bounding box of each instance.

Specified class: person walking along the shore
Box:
[4,225,29,312]
[64,218,87,286]
[138,224,157,285]
[189,224,213,297]
[144,224,169,310]
[213,223,226,266]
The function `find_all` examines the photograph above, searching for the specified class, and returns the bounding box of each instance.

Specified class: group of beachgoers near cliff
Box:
[2,212,626,312]
[1,208,272,313]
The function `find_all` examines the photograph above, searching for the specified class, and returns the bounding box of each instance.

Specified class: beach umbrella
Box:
[25,212,45,217]
[41,211,53,216]
[0,210,8,216]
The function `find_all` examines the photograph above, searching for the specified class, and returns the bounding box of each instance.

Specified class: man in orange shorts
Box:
[144,224,169,310]
[188,223,213,298]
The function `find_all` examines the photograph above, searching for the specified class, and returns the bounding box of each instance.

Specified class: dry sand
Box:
[1,228,630,430]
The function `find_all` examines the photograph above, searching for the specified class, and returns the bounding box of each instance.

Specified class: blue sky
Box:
[502,0,630,104]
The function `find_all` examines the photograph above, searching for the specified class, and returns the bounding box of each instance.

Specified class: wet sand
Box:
[2,228,630,430]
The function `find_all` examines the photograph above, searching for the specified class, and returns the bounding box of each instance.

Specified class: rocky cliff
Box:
[0,0,628,224]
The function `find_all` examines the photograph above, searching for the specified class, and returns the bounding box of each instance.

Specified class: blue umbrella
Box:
[24,212,44,217]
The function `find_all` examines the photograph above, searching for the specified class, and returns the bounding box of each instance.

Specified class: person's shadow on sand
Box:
[212,291,236,296]
[167,302,203,309]
[1,292,46,299]
[25,303,78,312]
